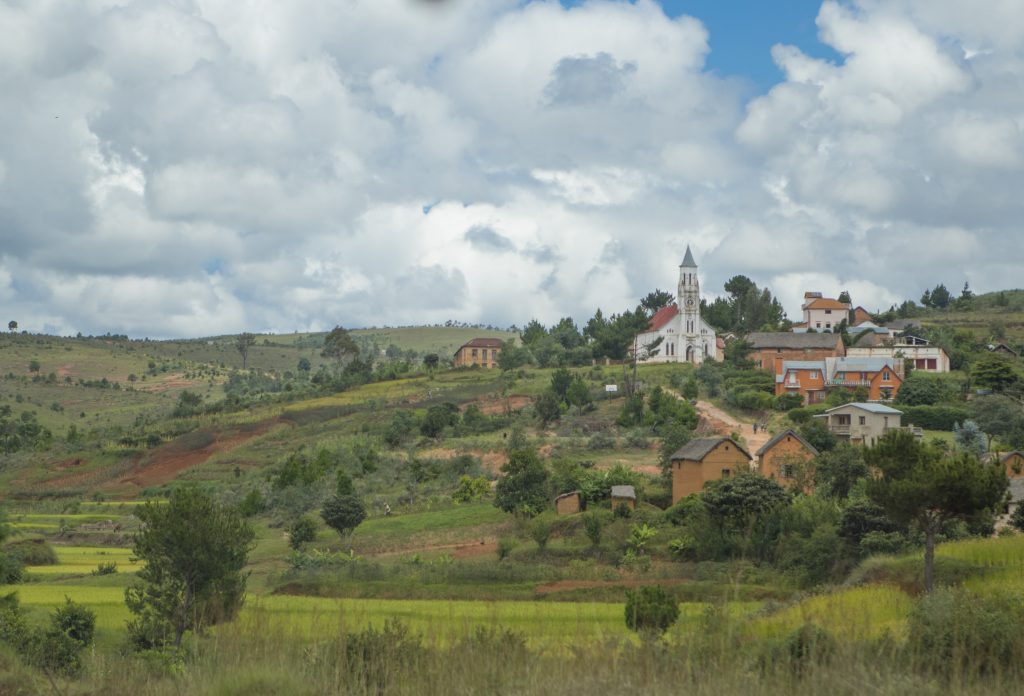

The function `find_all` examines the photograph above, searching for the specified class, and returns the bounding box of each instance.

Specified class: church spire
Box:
[680,245,696,268]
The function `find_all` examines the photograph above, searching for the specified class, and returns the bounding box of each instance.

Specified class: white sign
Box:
[604,384,618,392]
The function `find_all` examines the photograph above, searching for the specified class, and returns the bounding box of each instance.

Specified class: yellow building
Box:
[669,437,753,503]
[453,338,503,368]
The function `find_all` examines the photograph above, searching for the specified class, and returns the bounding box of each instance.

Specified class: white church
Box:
[633,246,721,365]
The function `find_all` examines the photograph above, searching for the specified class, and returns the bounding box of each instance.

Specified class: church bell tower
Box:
[678,245,701,363]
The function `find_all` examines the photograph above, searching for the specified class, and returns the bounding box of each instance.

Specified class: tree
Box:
[640,289,674,315]
[235,332,256,369]
[837,291,851,305]
[970,395,1024,449]
[497,340,532,371]
[624,585,680,640]
[321,495,367,538]
[297,357,311,373]
[420,403,459,439]
[534,390,562,427]
[973,354,1018,393]
[865,430,1006,592]
[28,360,40,374]
[494,448,549,516]
[125,486,255,649]
[288,517,317,550]
[813,444,868,499]
[929,284,952,309]
[423,353,440,373]
[520,319,547,345]
[549,367,573,402]
[799,419,837,453]
[7,321,15,332]
[321,326,360,366]
[723,339,753,368]
[565,374,592,415]
[953,420,987,457]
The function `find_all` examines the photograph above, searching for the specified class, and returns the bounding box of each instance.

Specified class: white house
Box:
[847,336,951,373]
[634,246,720,365]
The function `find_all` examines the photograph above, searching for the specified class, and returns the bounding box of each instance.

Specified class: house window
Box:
[860,372,867,381]
[788,373,797,385]
[882,370,890,381]
[825,310,832,315]
[471,349,478,357]
[721,468,732,478]
[816,322,822,328]
[927,359,937,370]
[481,349,488,359]
[859,416,866,425]
[826,323,832,329]
[782,464,794,479]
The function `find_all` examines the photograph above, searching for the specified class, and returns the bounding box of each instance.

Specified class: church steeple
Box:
[681,245,697,268]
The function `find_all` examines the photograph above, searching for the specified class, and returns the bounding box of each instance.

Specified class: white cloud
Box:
[1,0,1023,337]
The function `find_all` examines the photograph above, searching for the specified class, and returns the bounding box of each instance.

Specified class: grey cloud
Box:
[464,225,515,252]
[543,52,637,106]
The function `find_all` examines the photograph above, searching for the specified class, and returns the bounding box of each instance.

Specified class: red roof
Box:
[648,303,679,331]
[458,338,504,350]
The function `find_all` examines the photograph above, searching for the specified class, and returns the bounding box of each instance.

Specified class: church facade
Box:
[634,246,720,365]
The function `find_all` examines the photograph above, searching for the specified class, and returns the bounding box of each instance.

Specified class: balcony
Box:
[830,425,851,435]
[826,379,872,387]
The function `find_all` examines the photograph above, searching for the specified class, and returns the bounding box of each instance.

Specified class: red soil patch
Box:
[121,419,281,488]
[475,395,532,415]
[56,364,73,377]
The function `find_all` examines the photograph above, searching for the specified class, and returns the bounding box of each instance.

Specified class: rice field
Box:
[24,546,140,576]
[749,584,912,640]
[0,581,761,650]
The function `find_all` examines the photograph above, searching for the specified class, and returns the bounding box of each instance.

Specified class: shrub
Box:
[782,623,835,673]
[614,502,633,519]
[288,517,318,550]
[238,488,267,517]
[452,476,491,503]
[4,539,58,566]
[0,555,21,585]
[900,404,970,431]
[529,516,553,551]
[1011,503,1024,533]
[583,512,603,547]
[907,588,1024,676]
[774,393,804,411]
[624,429,649,449]
[92,562,118,576]
[587,432,616,450]
[624,585,680,639]
[496,537,516,561]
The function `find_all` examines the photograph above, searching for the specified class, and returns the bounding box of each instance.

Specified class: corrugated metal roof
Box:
[824,402,904,415]
[746,332,843,349]
[670,437,752,462]
[755,429,820,457]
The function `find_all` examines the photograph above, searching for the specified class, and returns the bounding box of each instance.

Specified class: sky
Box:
[2,0,1024,339]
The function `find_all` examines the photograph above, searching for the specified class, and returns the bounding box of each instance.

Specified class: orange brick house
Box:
[756,429,819,489]
[453,338,503,368]
[851,306,874,325]
[669,437,753,503]
[775,356,903,404]
[747,332,846,373]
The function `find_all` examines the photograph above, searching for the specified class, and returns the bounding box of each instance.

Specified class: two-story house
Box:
[847,335,951,373]
[816,403,907,446]
[748,332,846,373]
[453,338,503,368]
[791,292,852,332]
[774,356,902,404]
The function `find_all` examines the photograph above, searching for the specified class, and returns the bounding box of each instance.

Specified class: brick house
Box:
[775,356,903,404]
[756,429,819,489]
[453,338,503,368]
[555,491,583,515]
[747,332,846,373]
[610,485,637,511]
[669,437,753,503]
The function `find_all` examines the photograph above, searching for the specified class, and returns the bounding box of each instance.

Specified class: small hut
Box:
[555,491,583,515]
[610,485,637,511]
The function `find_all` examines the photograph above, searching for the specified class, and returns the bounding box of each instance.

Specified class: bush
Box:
[1011,504,1024,533]
[529,516,553,551]
[452,476,491,503]
[238,488,267,517]
[92,562,118,576]
[624,429,649,449]
[0,555,21,585]
[774,393,804,411]
[587,432,616,450]
[4,539,57,566]
[624,585,680,638]
[583,512,603,547]
[782,623,835,672]
[496,537,516,561]
[900,404,970,431]
[288,517,318,550]
[907,588,1024,676]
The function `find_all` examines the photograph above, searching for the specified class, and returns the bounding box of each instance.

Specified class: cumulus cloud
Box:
[0,0,1022,337]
